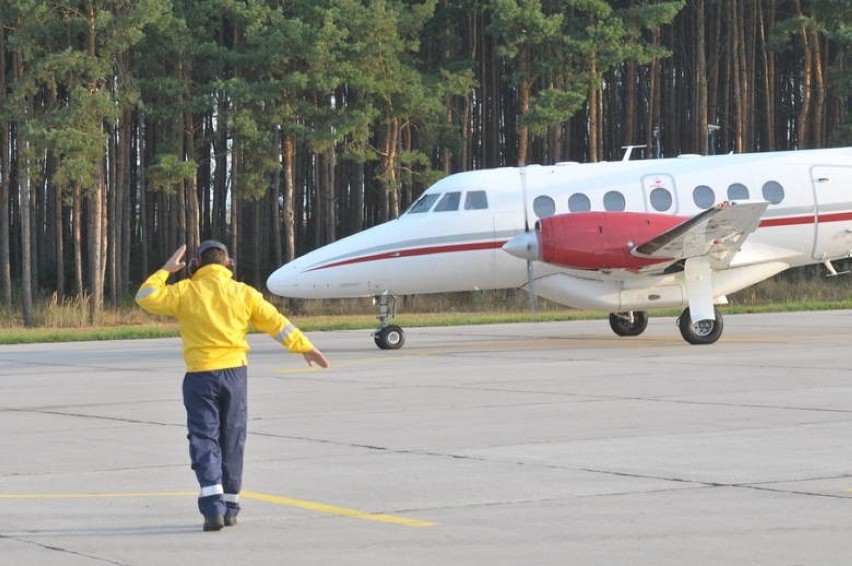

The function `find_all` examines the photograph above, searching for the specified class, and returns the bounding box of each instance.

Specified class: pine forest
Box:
[1,0,850,325]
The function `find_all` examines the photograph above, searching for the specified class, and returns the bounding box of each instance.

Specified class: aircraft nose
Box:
[266,262,301,296]
[502,231,540,261]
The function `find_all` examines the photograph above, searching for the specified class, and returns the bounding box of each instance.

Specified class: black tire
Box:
[609,311,649,337]
[677,307,723,345]
[374,325,406,350]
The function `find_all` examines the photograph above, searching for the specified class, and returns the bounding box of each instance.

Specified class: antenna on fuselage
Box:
[708,124,720,155]
[621,145,647,161]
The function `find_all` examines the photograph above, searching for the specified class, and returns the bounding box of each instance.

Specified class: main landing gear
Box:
[676,306,723,345]
[373,293,406,350]
[608,307,724,344]
[609,311,649,336]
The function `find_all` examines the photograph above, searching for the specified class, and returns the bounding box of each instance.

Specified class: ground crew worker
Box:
[135,240,329,531]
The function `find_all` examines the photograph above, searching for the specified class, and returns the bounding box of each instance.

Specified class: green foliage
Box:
[147,154,198,195]
[521,88,587,134]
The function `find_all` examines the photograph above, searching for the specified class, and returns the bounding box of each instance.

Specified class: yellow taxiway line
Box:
[241,490,435,527]
[0,490,436,528]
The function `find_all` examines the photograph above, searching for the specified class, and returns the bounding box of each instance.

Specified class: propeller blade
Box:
[519,166,537,317]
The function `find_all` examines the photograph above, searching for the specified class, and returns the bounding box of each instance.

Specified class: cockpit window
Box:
[465,190,488,210]
[407,193,439,214]
[434,191,461,212]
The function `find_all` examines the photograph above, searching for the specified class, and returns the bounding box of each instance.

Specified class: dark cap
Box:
[197,240,228,257]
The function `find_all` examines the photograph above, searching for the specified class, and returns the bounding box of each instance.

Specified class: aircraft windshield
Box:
[434,192,461,212]
[465,190,488,210]
[404,189,489,215]
[406,193,440,213]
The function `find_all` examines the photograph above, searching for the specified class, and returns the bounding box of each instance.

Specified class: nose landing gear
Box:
[373,293,406,350]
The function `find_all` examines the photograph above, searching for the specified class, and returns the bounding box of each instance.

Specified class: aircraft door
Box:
[641,174,679,213]
[812,166,852,260]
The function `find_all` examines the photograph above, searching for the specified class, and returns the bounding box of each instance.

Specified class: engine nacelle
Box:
[537,212,687,270]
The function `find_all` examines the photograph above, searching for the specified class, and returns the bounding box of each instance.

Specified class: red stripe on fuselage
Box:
[759,211,852,227]
[306,241,504,272]
[306,211,852,272]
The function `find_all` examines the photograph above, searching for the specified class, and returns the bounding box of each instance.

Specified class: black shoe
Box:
[203,515,224,531]
[224,515,238,527]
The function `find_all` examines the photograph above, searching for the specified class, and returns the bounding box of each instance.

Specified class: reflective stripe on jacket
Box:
[135,264,314,371]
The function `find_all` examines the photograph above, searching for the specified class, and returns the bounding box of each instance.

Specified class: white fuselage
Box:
[267,147,852,312]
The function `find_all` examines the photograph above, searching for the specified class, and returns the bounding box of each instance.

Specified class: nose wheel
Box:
[374,324,406,350]
[373,293,406,350]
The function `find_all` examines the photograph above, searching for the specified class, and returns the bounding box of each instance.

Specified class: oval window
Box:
[728,183,749,200]
[650,187,673,211]
[693,185,715,209]
[603,191,625,211]
[568,193,591,212]
[762,181,784,204]
[532,195,555,219]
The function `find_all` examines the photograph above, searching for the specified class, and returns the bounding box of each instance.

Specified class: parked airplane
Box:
[267,147,852,349]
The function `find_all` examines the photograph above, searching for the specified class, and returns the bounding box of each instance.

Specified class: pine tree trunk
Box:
[794,0,812,148]
[270,125,282,268]
[108,126,118,304]
[87,171,105,323]
[730,0,745,152]
[282,131,296,262]
[812,27,825,147]
[0,128,10,310]
[18,137,34,326]
[0,26,8,310]
[695,0,709,154]
[758,0,775,151]
[184,106,200,251]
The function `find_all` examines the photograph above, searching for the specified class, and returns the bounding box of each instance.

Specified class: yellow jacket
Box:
[135,263,315,372]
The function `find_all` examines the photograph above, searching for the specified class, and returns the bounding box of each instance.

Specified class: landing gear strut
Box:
[373,293,406,350]
[609,311,649,337]
[677,306,723,345]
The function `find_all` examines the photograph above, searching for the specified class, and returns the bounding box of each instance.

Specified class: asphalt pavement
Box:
[2,310,852,565]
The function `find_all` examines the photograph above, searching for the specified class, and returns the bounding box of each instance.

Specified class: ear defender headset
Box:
[187,240,235,276]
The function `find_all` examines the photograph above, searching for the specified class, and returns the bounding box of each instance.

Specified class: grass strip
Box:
[2,300,851,345]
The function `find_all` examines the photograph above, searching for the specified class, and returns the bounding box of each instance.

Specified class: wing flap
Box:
[633,201,769,269]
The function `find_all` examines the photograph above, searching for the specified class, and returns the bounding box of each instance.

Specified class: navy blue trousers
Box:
[183,367,247,518]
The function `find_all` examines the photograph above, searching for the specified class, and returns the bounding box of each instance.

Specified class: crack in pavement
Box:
[0,534,131,565]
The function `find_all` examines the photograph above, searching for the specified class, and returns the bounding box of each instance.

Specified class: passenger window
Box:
[533,195,555,218]
[464,190,488,210]
[603,191,625,211]
[650,187,673,211]
[568,193,591,212]
[407,193,439,214]
[762,181,784,204]
[727,183,749,200]
[434,191,461,212]
[693,185,715,209]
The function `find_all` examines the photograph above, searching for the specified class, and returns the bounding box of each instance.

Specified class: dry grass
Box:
[2,270,852,332]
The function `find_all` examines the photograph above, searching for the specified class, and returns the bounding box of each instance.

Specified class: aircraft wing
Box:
[633,201,769,269]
